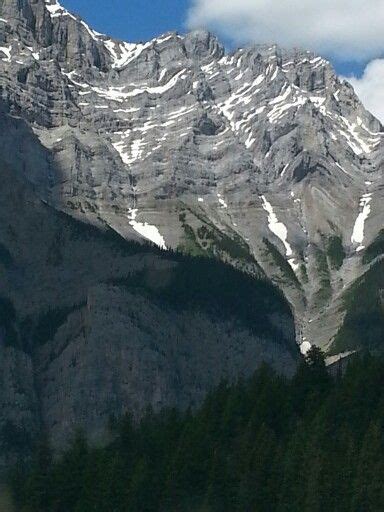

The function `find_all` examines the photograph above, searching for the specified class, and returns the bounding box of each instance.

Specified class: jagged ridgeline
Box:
[0,0,383,477]
[0,0,383,357]
[0,157,297,471]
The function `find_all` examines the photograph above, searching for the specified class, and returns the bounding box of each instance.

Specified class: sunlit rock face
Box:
[0,0,383,355]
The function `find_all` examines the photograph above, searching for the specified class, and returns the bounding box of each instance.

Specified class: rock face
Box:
[0,2,382,376]
[0,133,297,470]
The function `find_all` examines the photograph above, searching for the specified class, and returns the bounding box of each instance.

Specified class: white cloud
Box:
[346,60,384,123]
[187,0,384,61]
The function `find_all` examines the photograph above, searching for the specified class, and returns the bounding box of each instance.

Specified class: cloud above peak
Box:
[346,60,384,123]
[187,0,384,61]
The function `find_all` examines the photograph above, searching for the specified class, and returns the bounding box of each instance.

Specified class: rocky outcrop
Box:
[0,146,297,470]
[0,0,382,419]
[0,0,382,355]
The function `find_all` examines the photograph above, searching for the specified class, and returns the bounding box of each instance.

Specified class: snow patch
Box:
[338,116,380,155]
[335,162,353,177]
[113,137,148,165]
[167,105,195,120]
[351,192,373,251]
[281,163,289,176]
[268,91,307,123]
[45,0,76,20]
[300,341,312,355]
[113,107,140,114]
[128,209,166,249]
[91,85,130,102]
[80,20,102,41]
[155,34,176,45]
[130,69,187,97]
[310,96,326,108]
[261,195,298,271]
[104,40,151,69]
[217,193,228,208]
[159,68,167,82]
[254,106,266,115]
[202,61,216,74]
[0,46,11,62]
[245,134,256,148]
[269,85,291,105]
[270,67,278,81]
[329,132,338,141]
[90,70,186,103]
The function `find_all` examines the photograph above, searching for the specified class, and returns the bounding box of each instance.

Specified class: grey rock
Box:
[0,135,296,469]
[0,0,382,446]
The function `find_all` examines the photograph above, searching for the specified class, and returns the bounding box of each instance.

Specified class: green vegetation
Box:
[313,248,332,304]
[0,421,31,452]
[31,304,85,346]
[0,242,13,268]
[327,235,345,270]
[46,231,64,266]
[0,200,291,353]
[11,350,384,512]
[179,222,207,257]
[56,208,162,258]
[300,263,309,283]
[110,256,291,347]
[263,238,301,287]
[330,260,384,355]
[363,230,384,265]
[0,296,19,348]
[315,247,329,276]
[212,231,255,263]
[178,210,257,266]
[194,224,255,264]
[177,207,209,256]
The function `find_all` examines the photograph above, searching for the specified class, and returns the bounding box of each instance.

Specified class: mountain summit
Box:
[1,0,383,352]
[0,1,383,451]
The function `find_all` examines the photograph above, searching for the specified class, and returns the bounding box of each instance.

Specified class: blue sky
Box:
[63,0,190,45]
[61,0,366,77]
[57,0,384,122]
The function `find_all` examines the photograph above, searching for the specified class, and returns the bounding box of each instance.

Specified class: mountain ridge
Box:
[0,0,383,354]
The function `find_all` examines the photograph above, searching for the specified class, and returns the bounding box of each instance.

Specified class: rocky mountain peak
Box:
[184,29,224,60]
[0,0,383,356]
[0,0,383,471]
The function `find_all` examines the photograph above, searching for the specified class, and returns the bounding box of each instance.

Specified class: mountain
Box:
[0,147,296,470]
[0,0,383,466]
[1,0,383,357]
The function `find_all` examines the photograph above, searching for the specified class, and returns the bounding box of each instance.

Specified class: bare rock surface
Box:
[0,0,383,466]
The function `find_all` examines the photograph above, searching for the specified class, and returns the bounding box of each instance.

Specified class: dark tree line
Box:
[9,349,384,511]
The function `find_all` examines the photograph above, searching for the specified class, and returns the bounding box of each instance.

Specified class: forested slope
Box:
[11,350,384,512]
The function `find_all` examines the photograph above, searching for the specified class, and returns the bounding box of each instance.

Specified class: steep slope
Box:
[14,354,384,512]
[0,0,383,355]
[0,125,296,470]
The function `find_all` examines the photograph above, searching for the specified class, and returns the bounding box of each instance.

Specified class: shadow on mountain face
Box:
[0,13,298,466]
[0,100,61,194]
[0,111,298,471]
